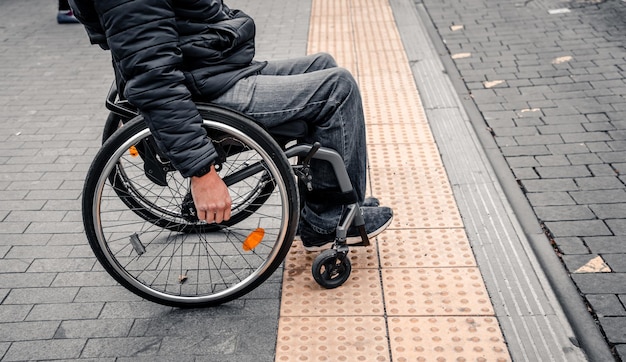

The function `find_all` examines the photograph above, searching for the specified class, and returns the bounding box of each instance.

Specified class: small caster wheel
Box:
[312,249,352,289]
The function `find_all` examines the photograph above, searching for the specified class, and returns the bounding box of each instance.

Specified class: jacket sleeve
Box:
[68,0,108,49]
[96,0,219,178]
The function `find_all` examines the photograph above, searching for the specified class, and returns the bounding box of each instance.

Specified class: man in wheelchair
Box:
[70,0,393,252]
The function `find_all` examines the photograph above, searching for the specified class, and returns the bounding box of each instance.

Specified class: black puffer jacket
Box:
[70,0,266,177]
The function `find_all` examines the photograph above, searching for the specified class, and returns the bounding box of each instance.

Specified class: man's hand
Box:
[190,165,232,223]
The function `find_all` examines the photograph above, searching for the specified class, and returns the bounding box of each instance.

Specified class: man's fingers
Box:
[198,208,229,224]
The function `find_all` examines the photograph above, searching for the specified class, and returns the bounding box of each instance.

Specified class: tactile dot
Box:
[276,316,390,361]
[379,228,476,267]
[281,268,383,316]
[285,238,380,270]
[383,194,464,229]
[383,268,494,316]
[389,317,511,361]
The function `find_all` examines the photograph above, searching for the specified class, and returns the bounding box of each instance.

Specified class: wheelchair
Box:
[82,83,370,307]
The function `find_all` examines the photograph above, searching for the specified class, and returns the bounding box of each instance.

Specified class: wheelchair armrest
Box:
[105,82,139,119]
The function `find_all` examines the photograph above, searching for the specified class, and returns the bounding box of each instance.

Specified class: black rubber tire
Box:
[312,249,352,289]
[83,110,299,307]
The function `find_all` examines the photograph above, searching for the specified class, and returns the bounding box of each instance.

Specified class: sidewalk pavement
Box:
[418,0,626,359]
[0,0,623,361]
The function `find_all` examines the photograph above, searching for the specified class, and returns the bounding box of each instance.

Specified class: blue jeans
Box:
[212,53,367,234]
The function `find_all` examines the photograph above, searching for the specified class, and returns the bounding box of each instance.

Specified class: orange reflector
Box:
[129,145,139,157]
[242,228,264,251]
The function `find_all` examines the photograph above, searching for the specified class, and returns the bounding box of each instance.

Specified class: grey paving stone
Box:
[0,259,31,273]
[56,319,134,339]
[585,236,626,254]
[616,344,626,361]
[511,167,540,180]
[535,165,591,178]
[570,189,626,204]
[585,294,626,317]
[562,132,613,143]
[598,150,626,163]
[4,210,66,223]
[0,200,46,212]
[50,271,119,288]
[494,136,517,147]
[2,338,86,362]
[81,337,161,359]
[5,180,63,191]
[542,114,589,125]
[599,317,626,344]
[0,305,32,323]
[603,254,626,273]
[5,245,73,259]
[507,156,540,168]
[588,164,618,176]
[607,140,626,151]
[575,176,624,190]
[0,233,51,246]
[27,258,95,273]
[562,254,601,273]
[47,232,89,246]
[546,143,590,155]
[0,321,59,342]
[514,134,564,146]
[573,273,626,294]
[553,237,589,255]
[544,220,612,237]
[118,357,195,362]
[24,189,81,201]
[606,219,626,236]
[534,155,571,167]
[0,272,56,289]
[586,142,612,153]
[0,222,28,234]
[583,122,615,132]
[99,301,174,319]
[589,204,626,219]
[534,205,595,221]
[25,302,104,321]
[521,178,578,192]
[501,145,551,157]
[527,191,576,207]
[74,286,144,303]
[4,287,79,305]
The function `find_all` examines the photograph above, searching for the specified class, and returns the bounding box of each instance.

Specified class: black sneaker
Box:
[300,206,393,252]
[362,196,380,207]
[295,197,380,236]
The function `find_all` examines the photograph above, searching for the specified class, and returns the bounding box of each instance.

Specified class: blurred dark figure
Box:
[57,0,79,24]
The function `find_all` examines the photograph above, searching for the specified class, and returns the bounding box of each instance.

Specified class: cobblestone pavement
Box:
[0,0,308,360]
[2,0,625,360]
[419,0,626,359]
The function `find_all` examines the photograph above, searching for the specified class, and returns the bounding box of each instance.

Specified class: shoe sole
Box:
[300,214,393,252]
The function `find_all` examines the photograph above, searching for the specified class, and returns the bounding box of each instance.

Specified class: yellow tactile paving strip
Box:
[275,0,512,360]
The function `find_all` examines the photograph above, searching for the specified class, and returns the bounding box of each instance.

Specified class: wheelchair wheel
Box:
[100,107,280,233]
[312,249,352,289]
[82,112,299,307]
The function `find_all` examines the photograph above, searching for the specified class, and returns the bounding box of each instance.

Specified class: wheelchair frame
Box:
[81,83,369,307]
